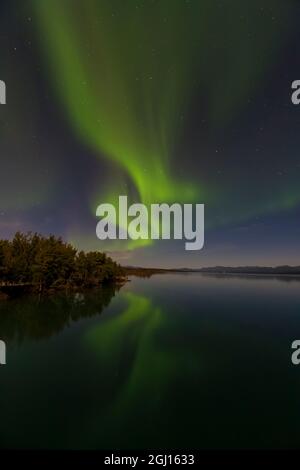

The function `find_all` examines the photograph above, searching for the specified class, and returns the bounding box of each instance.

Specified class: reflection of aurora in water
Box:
[84,291,202,440]
[2,274,300,448]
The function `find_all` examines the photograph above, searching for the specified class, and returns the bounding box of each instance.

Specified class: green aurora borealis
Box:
[34,0,203,207]
[1,0,300,265]
[33,0,292,209]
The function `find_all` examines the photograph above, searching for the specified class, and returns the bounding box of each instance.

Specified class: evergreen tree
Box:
[0,233,124,292]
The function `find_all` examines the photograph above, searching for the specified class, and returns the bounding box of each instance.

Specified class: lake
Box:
[0,273,300,449]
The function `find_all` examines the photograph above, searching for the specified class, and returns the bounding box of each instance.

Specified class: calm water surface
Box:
[0,273,300,449]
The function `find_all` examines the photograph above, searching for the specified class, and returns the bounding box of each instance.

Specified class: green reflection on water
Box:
[84,291,202,446]
[1,274,300,449]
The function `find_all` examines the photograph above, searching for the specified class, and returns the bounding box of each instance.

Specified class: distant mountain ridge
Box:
[124,265,300,276]
[177,266,300,275]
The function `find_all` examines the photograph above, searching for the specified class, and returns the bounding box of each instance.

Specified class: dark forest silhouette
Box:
[0,232,124,296]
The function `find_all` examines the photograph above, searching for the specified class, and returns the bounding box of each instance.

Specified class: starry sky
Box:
[0,0,300,268]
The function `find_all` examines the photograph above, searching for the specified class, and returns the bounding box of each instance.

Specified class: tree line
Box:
[0,232,124,292]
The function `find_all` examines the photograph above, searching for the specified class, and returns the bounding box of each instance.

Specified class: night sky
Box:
[1,0,300,268]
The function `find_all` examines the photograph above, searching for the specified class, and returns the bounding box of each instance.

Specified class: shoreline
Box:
[124,267,300,277]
